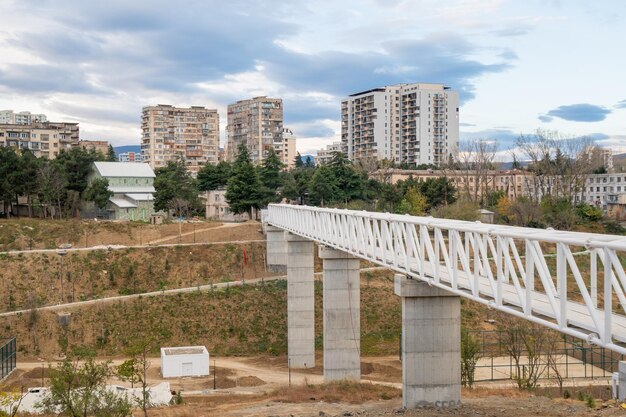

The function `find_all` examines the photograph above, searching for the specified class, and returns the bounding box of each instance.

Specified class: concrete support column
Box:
[319,245,361,382]
[286,232,315,369]
[266,225,287,272]
[394,274,461,408]
[619,362,626,400]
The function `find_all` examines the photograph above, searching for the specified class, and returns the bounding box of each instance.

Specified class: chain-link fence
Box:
[469,330,622,382]
[0,337,16,380]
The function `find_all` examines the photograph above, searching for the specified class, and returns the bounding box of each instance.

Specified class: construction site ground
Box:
[4,354,621,417]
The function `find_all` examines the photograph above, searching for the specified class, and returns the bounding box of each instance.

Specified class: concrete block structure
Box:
[319,245,361,382]
[265,226,287,272]
[160,346,209,378]
[286,232,315,368]
[394,274,461,408]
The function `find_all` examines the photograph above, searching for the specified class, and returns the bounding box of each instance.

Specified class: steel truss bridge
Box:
[267,204,626,355]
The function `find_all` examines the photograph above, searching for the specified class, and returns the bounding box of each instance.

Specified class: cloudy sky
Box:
[0,0,624,157]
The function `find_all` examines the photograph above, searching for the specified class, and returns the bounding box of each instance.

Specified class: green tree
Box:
[0,147,20,218]
[417,177,457,209]
[197,161,231,192]
[304,155,314,168]
[37,348,131,417]
[55,147,99,195]
[308,164,337,206]
[281,171,299,202]
[15,150,41,217]
[154,159,199,217]
[259,148,284,205]
[84,178,113,210]
[328,152,367,203]
[294,152,304,169]
[226,144,263,219]
[106,145,117,162]
[396,187,428,215]
[37,161,67,219]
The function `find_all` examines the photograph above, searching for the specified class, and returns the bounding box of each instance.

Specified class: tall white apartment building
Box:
[341,83,459,167]
[0,110,47,125]
[141,105,219,174]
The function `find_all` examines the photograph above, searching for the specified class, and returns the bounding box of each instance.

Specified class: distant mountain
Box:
[302,154,315,164]
[113,145,141,156]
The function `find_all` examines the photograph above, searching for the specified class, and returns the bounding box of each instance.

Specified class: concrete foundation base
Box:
[394,274,461,408]
[286,232,315,369]
[266,225,287,272]
[320,246,361,382]
[617,361,626,401]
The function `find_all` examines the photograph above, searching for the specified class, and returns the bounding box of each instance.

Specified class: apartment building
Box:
[79,140,109,156]
[372,169,536,201]
[118,151,143,163]
[226,96,283,164]
[0,122,79,158]
[275,128,296,169]
[0,110,47,125]
[141,104,219,174]
[341,83,459,167]
[316,141,342,165]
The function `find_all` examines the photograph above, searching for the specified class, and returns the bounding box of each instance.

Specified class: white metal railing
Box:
[268,204,626,355]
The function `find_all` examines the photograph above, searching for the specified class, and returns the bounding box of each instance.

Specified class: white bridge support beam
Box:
[286,232,315,369]
[266,225,287,272]
[320,245,361,382]
[394,274,461,408]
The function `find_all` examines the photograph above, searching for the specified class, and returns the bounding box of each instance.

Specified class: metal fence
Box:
[0,337,16,380]
[470,330,622,382]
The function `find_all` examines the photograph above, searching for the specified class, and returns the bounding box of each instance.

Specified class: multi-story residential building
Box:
[226,96,283,164]
[275,128,296,169]
[316,141,342,165]
[341,83,459,167]
[118,151,143,163]
[0,122,79,158]
[372,169,537,201]
[79,140,109,156]
[0,110,47,125]
[141,104,219,174]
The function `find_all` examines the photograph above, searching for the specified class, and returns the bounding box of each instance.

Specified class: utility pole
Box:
[213,357,216,390]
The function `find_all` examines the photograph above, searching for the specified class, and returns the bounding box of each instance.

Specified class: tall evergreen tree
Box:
[294,152,304,168]
[226,144,263,219]
[106,144,117,162]
[308,164,337,207]
[197,161,231,191]
[0,147,19,218]
[259,148,285,205]
[84,178,113,210]
[15,150,41,217]
[154,159,199,217]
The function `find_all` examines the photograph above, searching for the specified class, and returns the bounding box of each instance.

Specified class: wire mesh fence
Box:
[469,330,622,383]
[0,337,16,380]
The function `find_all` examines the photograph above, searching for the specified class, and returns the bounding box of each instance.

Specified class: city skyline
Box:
[0,0,624,159]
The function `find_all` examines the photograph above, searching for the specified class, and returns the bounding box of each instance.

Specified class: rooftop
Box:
[161,346,208,356]
[93,162,155,178]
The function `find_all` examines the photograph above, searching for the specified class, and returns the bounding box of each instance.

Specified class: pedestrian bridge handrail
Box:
[267,204,626,355]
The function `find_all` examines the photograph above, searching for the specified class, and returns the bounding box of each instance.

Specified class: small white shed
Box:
[160,346,209,378]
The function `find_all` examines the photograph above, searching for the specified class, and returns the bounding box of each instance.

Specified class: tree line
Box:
[0,145,116,219]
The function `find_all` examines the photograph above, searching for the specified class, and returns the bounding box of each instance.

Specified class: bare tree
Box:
[514,130,600,203]
[456,139,498,204]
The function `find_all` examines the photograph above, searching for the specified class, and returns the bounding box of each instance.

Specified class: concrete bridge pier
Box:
[266,225,287,272]
[394,274,461,408]
[286,232,315,368]
[319,245,361,382]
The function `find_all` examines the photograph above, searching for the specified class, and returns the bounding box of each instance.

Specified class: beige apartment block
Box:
[226,96,283,164]
[80,140,109,156]
[372,169,537,201]
[141,104,219,174]
[316,141,342,165]
[342,83,459,167]
[276,128,296,169]
[0,122,79,158]
[0,110,47,125]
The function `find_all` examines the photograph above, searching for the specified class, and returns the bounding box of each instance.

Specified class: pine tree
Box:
[308,164,337,207]
[226,144,263,219]
[107,145,117,161]
[295,152,304,168]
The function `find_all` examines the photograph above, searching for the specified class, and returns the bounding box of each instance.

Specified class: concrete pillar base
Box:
[287,232,315,369]
[266,225,287,272]
[320,246,361,382]
[394,274,461,409]
[617,361,626,401]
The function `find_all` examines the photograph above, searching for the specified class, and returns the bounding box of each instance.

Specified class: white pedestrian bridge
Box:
[265,204,626,407]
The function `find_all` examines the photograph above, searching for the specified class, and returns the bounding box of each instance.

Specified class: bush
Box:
[431,200,479,221]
